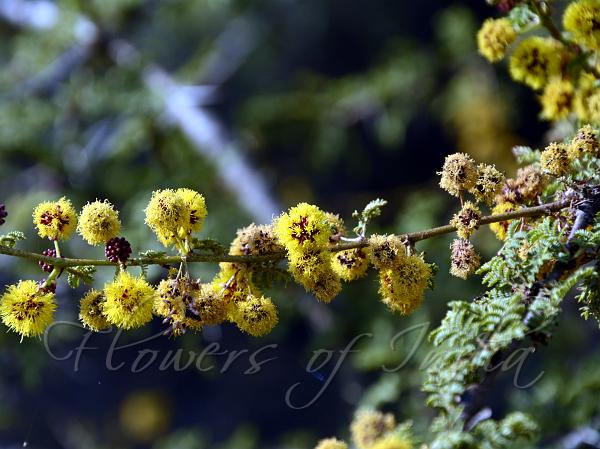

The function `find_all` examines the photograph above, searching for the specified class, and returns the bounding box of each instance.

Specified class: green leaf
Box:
[67,265,96,289]
[507,4,540,32]
[353,198,388,236]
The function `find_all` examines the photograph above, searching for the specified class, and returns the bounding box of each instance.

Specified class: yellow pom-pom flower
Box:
[190,283,228,326]
[232,295,278,337]
[274,203,332,253]
[469,163,505,205]
[32,197,77,241]
[331,248,369,281]
[212,263,261,308]
[477,18,516,63]
[175,188,207,237]
[570,124,600,158]
[574,73,599,123]
[315,438,348,449]
[490,201,518,240]
[378,255,431,315]
[0,280,56,337]
[144,189,188,247]
[509,37,562,90]
[103,271,155,330]
[540,79,574,121]
[351,410,396,449]
[540,142,571,176]
[370,435,412,449]
[450,239,481,280]
[289,250,342,303]
[438,153,478,197]
[79,289,110,331]
[450,201,481,240]
[77,200,121,245]
[563,0,600,50]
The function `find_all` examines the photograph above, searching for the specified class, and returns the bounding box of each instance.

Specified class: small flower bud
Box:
[105,237,132,264]
[38,248,57,273]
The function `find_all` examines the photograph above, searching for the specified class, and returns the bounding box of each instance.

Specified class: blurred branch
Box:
[0,0,279,223]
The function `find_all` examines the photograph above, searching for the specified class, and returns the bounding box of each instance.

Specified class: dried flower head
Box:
[77,200,121,245]
[450,239,481,279]
[570,124,600,159]
[33,197,77,241]
[477,18,516,63]
[351,410,396,449]
[367,234,407,269]
[232,294,278,337]
[331,248,369,281]
[229,224,283,256]
[470,163,505,205]
[144,189,188,247]
[450,201,481,240]
[563,0,600,50]
[315,438,348,449]
[79,289,110,331]
[154,277,203,335]
[501,166,547,204]
[103,271,155,330]
[0,280,56,337]
[540,79,574,121]
[540,142,571,177]
[509,37,563,90]
[438,153,478,197]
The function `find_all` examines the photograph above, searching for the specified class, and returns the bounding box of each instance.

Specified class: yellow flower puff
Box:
[189,283,229,326]
[570,124,600,158]
[232,294,278,337]
[450,201,481,240]
[273,203,332,253]
[438,153,478,197]
[378,255,431,315]
[469,163,505,205]
[367,234,407,270]
[574,73,599,123]
[331,248,369,281]
[103,271,155,330]
[351,409,396,449]
[77,200,121,246]
[79,289,110,331]
[370,435,412,449]
[477,18,517,63]
[315,438,348,449]
[175,188,207,237]
[289,250,342,303]
[144,189,188,247]
[509,37,562,90]
[450,239,481,280]
[564,0,600,50]
[540,142,572,177]
[229,223,283,256]
[32,197,77,241]
[540,79,574,121]
[489,201,518,241]
[0,280,56,337]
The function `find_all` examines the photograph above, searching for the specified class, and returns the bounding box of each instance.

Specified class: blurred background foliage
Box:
[0,1,597,448]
